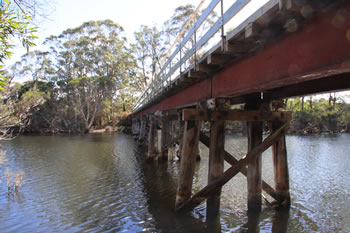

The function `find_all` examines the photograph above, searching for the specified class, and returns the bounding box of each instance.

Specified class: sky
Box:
[7,0,268,65]
[6,0,199,64]
[44,0,203,41]
[39,0,267,41]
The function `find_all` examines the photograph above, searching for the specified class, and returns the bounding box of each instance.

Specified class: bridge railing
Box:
[133,0,251,112]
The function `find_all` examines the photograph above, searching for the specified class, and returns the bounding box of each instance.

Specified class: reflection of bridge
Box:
[131,0,350,215]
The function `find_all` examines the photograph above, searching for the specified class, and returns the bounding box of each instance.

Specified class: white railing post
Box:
[194,25,197,67]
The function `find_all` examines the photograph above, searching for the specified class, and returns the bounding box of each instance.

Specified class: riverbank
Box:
[2,123,349,139]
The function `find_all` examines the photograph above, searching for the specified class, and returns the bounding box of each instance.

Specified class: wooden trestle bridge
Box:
[131,0,350,214]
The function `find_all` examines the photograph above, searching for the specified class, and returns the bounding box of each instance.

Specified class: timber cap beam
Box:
[181,109,292,122]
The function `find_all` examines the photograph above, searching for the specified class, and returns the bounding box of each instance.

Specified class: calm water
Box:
[0,133,349,232]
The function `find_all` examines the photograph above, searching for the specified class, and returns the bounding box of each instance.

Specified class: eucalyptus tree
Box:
[133,4,217,92]
[43,20,137,132]
[13,50,55,87]
[162,4,217,67]
[163,4,197,44]
[133,25,166,90]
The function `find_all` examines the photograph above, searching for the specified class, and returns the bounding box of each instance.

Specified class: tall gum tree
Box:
[29,20,137,133]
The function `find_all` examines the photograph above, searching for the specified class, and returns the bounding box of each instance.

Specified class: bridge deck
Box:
[134,0,350,117]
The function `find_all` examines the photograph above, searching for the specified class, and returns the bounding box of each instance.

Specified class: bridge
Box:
[131,0,350,214]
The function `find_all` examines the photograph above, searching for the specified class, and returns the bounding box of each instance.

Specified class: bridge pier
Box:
[138,116,147,143]
[132,100,292,214]
[167,120,177,161]
[245,100,263,212]
[147,116,156,161]
[132,118,139,137]
[129,0,349,222]
[207,99,228,216]
[269,120,291,206]
[173,103,291,213]
[157,119,169,161]
[175,120,200,209]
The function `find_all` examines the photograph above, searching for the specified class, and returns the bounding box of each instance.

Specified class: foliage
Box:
[132,4,217,92]
[162,4,217,59]
[133,25,165,90]
[1,20,139,135]
[0,0,37,91]
[286,96,350,134]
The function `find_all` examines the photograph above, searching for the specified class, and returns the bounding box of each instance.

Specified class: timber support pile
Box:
[129,0,350,220]
[132,98,292,214]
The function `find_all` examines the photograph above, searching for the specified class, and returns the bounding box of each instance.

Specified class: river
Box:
[0,133,349,232]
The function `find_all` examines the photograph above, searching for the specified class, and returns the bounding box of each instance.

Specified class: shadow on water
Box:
[135,146,293,233]
[240,207,290,233]
[134,144,294,233]
[136,149,210,232]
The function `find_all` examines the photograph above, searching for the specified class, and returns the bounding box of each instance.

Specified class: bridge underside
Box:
[131,0,350,215]
[134,1,350,117]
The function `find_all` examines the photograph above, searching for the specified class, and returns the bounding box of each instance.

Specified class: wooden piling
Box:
[247,120,263,211]
[157,119,169,161]
[137,119,141,136]
[147,116,156,161]
[138,118,144,142]
[131,118,135,135]
[207,119,225,216]
[135,119,138,136]
[270,120,291,207]
[245,99,263,212]
[157,129,162,160]
[168,120,176,161]
[135,118,140,136]
[168,145,175,161]
[177,121,185,160]
[175,120,200,209]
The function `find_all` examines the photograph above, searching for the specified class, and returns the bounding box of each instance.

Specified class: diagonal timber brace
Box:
[175,122,289,212]
[199,132,278,200]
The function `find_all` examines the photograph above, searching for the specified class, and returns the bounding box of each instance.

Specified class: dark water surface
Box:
[0,133,349,232]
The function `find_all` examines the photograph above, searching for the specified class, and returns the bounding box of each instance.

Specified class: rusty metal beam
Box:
[212,4,350,98]
[134,2,350,117]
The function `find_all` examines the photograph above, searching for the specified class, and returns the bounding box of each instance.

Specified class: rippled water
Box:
[0,133,349,232]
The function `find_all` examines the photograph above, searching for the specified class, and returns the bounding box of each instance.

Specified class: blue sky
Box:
[7,0,268,65]
[7,0,201,64]
[43,0,201,41]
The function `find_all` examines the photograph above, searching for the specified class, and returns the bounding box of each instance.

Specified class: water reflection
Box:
[0,133,349,232]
